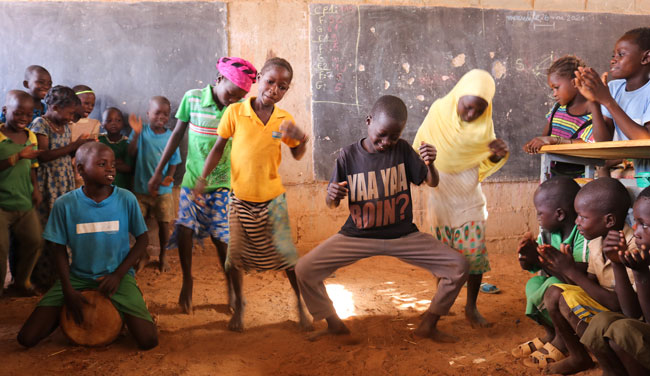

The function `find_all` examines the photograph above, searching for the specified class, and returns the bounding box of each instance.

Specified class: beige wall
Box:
[8,0,648,252]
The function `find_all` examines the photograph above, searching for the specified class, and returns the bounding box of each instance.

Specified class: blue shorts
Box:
[167,187,229,249]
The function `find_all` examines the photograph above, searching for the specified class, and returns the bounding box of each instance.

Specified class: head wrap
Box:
[216,57,257,92]
[412,69,508,181]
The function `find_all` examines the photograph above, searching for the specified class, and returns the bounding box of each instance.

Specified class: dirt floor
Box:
[2,242,602,376]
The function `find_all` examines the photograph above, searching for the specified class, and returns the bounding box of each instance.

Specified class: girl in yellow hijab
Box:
[413,69,509,329]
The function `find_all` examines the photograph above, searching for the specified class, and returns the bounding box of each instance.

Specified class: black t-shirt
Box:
[331,138,428,239]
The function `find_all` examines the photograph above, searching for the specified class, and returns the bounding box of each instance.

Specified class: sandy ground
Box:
[1,241,602,376]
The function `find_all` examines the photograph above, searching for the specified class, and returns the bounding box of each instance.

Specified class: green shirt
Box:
[175,85,232,191]
[99,134,133,190]
[0,126,38,211]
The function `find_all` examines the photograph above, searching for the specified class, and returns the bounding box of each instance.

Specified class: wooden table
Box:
[538,140,650,184]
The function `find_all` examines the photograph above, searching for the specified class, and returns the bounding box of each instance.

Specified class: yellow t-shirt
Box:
[217,97,299,202]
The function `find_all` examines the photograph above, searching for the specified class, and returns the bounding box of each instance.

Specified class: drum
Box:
[60,290,123,346]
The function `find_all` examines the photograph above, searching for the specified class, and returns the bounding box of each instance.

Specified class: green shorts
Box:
[38,273,152,322]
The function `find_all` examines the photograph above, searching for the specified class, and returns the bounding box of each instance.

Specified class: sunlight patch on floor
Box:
[325,283,356,319]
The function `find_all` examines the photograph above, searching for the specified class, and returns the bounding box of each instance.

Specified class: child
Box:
[574,28,650,185]
[29,85,93,221]
[580,187,650,376]
[0,90,42,296]
[28,86,93,290]
[70,85,101,142]
[530,178,636,374]
[128,96,181,273]
[148,57,256,313]
[98,107,132,189]
[17,142,158,350]
[71,85,101,188]
[512,176,588,358]
[1,66,53,124]
[412,69,509,328]
[196,57,310,331]
[523,56,593,178]
[295,95,469,342]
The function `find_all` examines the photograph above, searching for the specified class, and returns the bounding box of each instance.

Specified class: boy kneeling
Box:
[296,95,469,342]
[17,142,158,350]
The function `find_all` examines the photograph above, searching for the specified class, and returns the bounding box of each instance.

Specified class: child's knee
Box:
[543,285,562,310]
[17,327,39,348]
[137,333,159,350]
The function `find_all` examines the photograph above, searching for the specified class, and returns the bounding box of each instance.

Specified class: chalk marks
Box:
[311,4,360,108]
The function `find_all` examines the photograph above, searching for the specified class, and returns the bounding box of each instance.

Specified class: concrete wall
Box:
[7,0,649,253]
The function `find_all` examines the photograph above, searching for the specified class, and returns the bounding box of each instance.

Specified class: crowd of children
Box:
[0,25,649,374]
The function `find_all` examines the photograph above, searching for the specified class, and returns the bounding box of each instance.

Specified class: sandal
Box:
[511,337,544,358]
[479,282,500,294]
[523,342,566,368]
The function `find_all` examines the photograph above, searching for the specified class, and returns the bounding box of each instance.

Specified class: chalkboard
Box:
[310,4,648,181]
[0,2,228,182]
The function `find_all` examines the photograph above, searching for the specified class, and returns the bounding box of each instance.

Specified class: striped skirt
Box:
[225,193,298,272]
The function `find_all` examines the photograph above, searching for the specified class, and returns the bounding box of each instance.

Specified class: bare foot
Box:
[179,279,193,314]
[297,303,314,331]
[413,313,458,343]
[544,356,594,375]
[308,316,350,341]
[158,257,171,273]
[466,307,493,328]
[228,305,244,332]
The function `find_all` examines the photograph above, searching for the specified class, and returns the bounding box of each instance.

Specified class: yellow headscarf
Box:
[412,69,508,182]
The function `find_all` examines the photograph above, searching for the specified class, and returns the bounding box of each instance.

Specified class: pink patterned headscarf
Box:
[216,57,257,92]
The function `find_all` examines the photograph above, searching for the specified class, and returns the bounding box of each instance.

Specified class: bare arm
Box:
[36,135,87,163]
[589,102,615,141]
[290,141,307,160]
[97,232,148,297]
[192,136,229,196]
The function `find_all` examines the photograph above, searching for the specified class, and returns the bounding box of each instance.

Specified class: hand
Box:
[621,245,650,271]
[279,120,305,141]
[327,181,348,202]
[538,244,575,275]
[73,137,94,148]
[63,288,89,325]
[523,137,556,154]
[488,139,508,160]
[97,273,123,297]
[603,230,627,263]
[129,114,143,135]
[517,234,539,270]
[148,172,162,197]
[161,176,174,187]
[79,133,91,140]
[190,178,207,206]
[573,67,612,105]
[18,145,41,160]
[32,187,42,207]
[418,141,437,165]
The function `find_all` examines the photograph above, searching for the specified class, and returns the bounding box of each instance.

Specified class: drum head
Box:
[60,290,123,346]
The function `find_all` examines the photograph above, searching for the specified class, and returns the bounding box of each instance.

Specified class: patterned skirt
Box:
[226,193,298,272]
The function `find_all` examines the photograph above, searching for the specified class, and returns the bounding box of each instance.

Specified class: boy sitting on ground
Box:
[17,142,158,350]
[512,176,588,359]
[528,178,635,374]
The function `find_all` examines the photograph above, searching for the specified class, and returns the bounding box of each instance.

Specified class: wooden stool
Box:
[60,290,123,346]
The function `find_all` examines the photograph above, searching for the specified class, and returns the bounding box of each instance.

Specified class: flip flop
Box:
[479,282,500,294]
[511,337,544,358]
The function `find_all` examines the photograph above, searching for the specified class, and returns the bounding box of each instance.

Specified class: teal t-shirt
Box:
[43,187,148,280]
[129,125,181,195]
